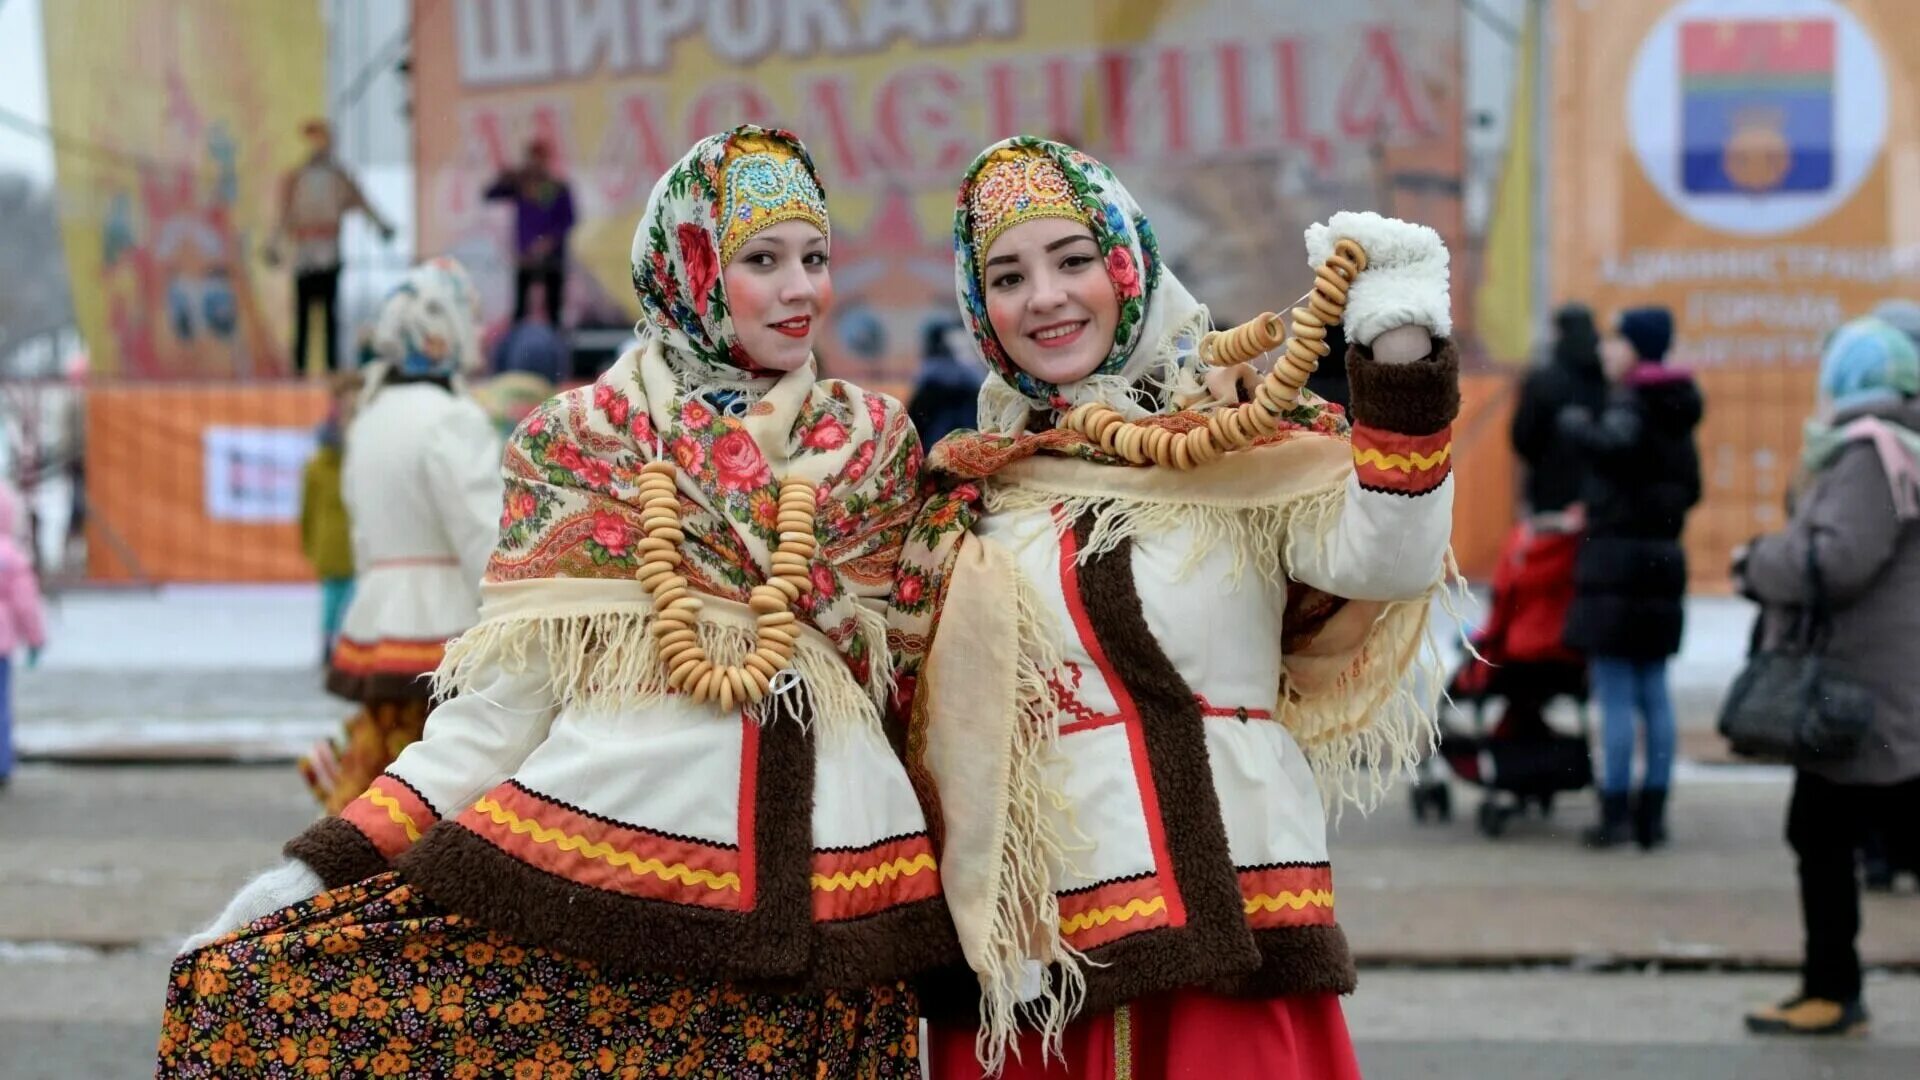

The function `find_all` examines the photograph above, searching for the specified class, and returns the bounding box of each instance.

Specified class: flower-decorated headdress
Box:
[953,137,1212,433]
[630,125,829,383]
[368,256,482,379]
[964,146,1090,270]
[718,132,831,266]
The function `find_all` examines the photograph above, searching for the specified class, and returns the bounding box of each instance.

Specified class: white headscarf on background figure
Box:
[363,256,484,399]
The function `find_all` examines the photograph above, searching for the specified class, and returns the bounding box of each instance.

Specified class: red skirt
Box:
[928,990,1361,1080]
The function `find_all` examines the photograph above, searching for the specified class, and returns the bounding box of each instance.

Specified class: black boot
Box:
[1583,792,1632,849]
[1633,788,1669,851]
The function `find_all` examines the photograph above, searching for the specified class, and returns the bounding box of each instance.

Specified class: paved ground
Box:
[6,588,1914,1077]
[1349,970,1920,1079]
[1337,762,1920,969]
[4,763,1916,1078]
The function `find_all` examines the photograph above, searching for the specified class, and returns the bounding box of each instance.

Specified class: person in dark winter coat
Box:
[1512,303,1609,513]
[1856,299,1920,892]
[1739,316,1920,1038]
[490,319,569,384]
[906,316,985,450]
[1558,306,1703,850]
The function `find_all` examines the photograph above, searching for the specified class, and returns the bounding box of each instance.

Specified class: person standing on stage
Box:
[485,137,578,325]
[271,118,395,373]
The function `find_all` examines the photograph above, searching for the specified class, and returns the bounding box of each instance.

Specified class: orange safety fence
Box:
[80,376,1527,586]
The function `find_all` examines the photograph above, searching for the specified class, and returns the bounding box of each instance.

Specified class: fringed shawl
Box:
[436,128,922,734]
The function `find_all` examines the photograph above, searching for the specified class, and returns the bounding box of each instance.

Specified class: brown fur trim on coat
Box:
[1344,337,1462,436]
[393,697,959,989]
[285,816,391,889]
[1217,924,1359,998]
[1067,520,1265,1004]
[325,667,434,705]
[397,821,813,986]
[812,898,966,989]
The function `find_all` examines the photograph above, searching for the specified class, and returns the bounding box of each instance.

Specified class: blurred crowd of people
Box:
[1498,297,1920,1038]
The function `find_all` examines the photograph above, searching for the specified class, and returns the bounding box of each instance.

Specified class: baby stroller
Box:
[1412,519,1595,837]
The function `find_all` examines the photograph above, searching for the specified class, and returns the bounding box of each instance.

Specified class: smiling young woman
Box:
[891,137,1462,1080]
[159,126,949,1079]
[724,219,834,373]
[980,217,1120,387]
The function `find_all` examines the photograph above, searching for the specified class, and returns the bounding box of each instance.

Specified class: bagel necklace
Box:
[633,460,818,711]
[1058,238,1367,469]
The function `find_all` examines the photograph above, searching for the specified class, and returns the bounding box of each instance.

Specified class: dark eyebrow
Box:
[985,233,1095,269]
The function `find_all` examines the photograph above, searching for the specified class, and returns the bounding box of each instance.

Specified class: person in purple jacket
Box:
[485,137,577,324]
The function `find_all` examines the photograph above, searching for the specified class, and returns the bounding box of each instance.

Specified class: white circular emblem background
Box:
[1626,0,1886,236]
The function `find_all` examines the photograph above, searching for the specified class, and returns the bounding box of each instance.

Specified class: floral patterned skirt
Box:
[158,873,921,1078]
[299,700,431,814]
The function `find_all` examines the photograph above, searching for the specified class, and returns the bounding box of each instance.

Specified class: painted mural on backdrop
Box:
[42,1,324,379]
[1553,0,1920,583]
[412,0,1465,390]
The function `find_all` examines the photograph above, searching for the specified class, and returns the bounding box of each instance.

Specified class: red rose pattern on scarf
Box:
[485,126,922,687]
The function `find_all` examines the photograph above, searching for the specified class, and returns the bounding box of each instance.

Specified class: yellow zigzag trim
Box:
[811,854,938,893]
[1244,889,1335,915]
[471,797,740,892]
[364,786,422,843]
[1353,444,1452,472]
[1059,896,1167,935]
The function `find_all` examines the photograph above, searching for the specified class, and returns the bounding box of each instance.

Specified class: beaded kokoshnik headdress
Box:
[964,146,1092,270]
[717,132,830,266]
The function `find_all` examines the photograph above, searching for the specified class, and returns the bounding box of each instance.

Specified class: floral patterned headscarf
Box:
[485,127,920,690]
[953,137,1211,432]
[630,125,829,387]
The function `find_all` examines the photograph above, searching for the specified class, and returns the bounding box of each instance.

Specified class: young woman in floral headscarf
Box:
[890,137,1461,1078]
[160,127,953,1077]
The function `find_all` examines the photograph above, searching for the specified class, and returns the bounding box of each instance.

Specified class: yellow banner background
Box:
[42,0,323,379]
[413,0,1467,392]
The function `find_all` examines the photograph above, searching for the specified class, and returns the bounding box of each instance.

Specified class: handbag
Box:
[1717,540,1875,762]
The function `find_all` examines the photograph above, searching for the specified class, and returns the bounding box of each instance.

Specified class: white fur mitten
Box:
[1304,211,1451,348]
[178,859,326,955]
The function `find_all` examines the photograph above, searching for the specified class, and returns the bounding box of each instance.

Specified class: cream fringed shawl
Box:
[431,335,921,735]
[892,434,1446,1071]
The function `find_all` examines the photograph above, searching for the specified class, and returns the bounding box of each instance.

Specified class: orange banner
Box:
[1451,374,1519,581]
[87,385,328,583]
[1552,0,1918,584]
